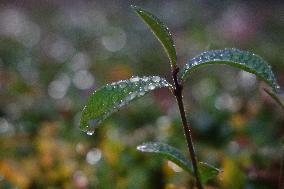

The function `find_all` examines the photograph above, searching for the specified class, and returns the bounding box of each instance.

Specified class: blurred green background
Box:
[0,0,284,188]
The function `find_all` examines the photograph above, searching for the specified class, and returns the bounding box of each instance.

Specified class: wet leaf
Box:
[137,142,220,185]
[180,48,279,91]
[263,88,284,110]
[80,76,172,133]
[131,5,177,67]
[137,142,192,173]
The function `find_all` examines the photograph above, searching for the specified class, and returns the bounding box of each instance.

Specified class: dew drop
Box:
[125,92,136,102]
[129,92,136,100]
[148,84,155,90]
[275,85,282,93]
[142,76,149,82]
[106,84,112,90]
[137,145,147,151]
[119,82,127,88]
[144,85,149,91]
[87,130,94,136]
[152,76,160,83]
[118,99,127,107]
[160,79,169,86]
[138,88,145,96]
[130,76,140,82]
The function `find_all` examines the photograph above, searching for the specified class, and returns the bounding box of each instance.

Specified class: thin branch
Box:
[172,66,203,189]
[279,146,284,189]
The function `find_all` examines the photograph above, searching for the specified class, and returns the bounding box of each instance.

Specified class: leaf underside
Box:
[80,76,172,132]
[137,142,220,185]
[131,5,177,66]
[180,48,279,91]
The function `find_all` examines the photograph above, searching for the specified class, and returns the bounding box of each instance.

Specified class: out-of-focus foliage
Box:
[0,1,283,189]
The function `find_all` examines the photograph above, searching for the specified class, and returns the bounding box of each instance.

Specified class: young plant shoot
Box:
[80,5,280,189]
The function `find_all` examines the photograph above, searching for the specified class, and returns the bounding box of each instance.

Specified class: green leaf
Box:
[131,5,177,66]
[137,142,193,173]
[263,88,284,110]
[180,48,279,91]
[198,162,221,184]
[80,76,172,134]
[137,142,220,185]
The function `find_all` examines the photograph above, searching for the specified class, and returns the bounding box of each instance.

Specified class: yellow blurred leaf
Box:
[0,160,31,188]
[230,114,246,131]
[220,158,245,189]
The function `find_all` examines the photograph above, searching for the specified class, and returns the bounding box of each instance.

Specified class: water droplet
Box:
[148,84,155,90]
[275,85,282,93]
[160,80,169,86]
[130,76,140,82]
[138,88,145,96]
[137,145,147,151]
[106,84,112,90]
[87,131,94,136]
[119,82,127,88]
[118,99,127,107]
[144,85,149,91]
[142,76,149,82]
[129,92,137,100]
[152,76,160,83]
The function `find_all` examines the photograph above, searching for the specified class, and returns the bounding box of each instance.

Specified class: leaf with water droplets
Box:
[180,48,279,91]
[137,142,220,185]
[80,76,172,133]
[137,142,192,173]
[131,5,177,67]
[263,88,284,110]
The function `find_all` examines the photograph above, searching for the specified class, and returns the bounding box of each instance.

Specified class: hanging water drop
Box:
[275,85,281,93]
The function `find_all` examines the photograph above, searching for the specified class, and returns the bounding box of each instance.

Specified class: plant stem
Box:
[279,146,284,189]
[172,67,203,189]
